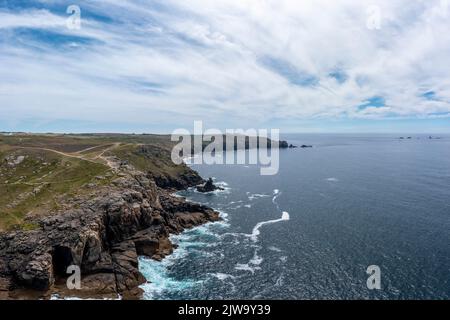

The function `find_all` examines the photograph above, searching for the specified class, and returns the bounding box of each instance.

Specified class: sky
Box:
[0,0,449,133]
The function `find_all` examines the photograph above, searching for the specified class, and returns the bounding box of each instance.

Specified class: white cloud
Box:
[0,0,449,131]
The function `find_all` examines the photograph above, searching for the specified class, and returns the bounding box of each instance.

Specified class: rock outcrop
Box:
[0,165,219,299]
[279,141,289,148]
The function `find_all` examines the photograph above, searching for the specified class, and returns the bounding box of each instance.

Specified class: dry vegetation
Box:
[0,133,177,231]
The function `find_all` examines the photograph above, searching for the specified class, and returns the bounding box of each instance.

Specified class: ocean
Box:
[139,134,450,299]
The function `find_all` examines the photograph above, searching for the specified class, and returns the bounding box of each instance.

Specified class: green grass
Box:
[0,132,274,230]
[0,133,175,152]
[0,134,179,231]
[107,144,189,178]
[0,146,110,231]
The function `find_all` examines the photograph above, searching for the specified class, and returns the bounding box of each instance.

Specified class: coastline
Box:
[138,189,230,300]
[0,156,221,300]
[136,174,293,299]
[0,134,288,300]
[48,175,227,300]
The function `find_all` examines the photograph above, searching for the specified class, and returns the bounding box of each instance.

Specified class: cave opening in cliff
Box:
[52,246,73,277]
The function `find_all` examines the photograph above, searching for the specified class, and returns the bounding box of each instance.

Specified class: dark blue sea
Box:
[139,134,450,299]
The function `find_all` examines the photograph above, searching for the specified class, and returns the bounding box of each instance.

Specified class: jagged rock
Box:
[130,227,160,254]
[0,277,11,291]
[4,155,25,167]
[111,241,146,292]
[279,141,289,148]
[17,253,54,291]
[150,171,204,190]
[79,273,117,294]
[196,178,224,193]
[0,162,220,299]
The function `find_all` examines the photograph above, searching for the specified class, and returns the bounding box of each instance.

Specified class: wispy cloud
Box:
[0,0,449,132]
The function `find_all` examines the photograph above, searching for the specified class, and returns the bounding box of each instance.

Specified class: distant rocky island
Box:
[0,133,289,299]
[398,136,442,140]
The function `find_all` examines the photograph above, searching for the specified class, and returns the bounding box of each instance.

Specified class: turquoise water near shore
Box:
[139,134,450,299]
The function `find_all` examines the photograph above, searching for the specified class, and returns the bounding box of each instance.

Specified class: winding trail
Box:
[14,146,94,161]
[13,143,123,170]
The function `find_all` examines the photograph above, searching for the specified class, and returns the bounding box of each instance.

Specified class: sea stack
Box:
[196,178,224,193]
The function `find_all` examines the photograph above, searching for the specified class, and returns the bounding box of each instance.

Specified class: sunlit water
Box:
[140,134,450,299]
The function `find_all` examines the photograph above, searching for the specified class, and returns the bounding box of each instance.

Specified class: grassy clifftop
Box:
[0,134,178,231]
[0,132,284,231]
[0,145,111,230]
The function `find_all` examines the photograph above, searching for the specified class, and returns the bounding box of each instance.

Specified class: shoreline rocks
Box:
[0,164,220,299]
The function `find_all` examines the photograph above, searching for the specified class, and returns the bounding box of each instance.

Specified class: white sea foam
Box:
[275,275,284,287]
[235,249,263,274]
[215,181,229,187]
[235,263,260,274]
[190,225,220,237]
[142,181,290,297]
[212,187,231,195]
[139,185,232,299]
[211,273,236,281]
[139,232,207,298]
[172,193,184,198]
[218,210,229,219]
[247,193,270,201]
[249,250,263,266]
[268,246,282,252]
[140,256,201,299]
[326,177,339,182]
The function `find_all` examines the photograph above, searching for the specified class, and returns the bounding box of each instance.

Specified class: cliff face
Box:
[0,164,219,299]
[0,134,286,299]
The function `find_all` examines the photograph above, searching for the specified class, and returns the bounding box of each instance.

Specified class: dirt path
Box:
[12,142,135,172]
[75,144,114,154]
[94,143,123,170]
[14,146,98,163]
[13,144,122,170]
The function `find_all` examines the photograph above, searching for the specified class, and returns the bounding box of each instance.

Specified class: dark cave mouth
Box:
[52,246,73,277]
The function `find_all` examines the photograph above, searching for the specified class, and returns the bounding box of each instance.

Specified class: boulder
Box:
[196,178,224,193]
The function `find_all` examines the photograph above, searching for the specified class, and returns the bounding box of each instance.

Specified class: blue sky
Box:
[0,0,449,133]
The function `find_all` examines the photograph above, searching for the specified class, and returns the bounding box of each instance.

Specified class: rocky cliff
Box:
[0,154,219,299]
[0,133,288,299]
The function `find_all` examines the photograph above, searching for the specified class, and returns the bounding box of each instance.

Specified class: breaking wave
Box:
[140,183,290,298]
